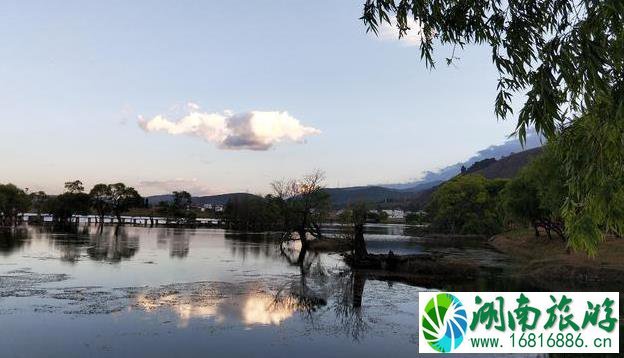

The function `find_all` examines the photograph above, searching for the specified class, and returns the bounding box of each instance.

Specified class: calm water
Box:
[0,225,526,357]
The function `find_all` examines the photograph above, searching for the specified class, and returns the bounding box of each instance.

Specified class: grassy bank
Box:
[302,227,624,296]
[491,229,624,291]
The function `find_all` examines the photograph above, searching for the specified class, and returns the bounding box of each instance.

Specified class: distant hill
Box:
[192,193,258,206]
[409,147,543,209]
[323,180,442,208]
[465,147,542,179]
[147,192,257,206]
[382,179,442,191]
[382,131,543,190]
[147,148,543,210]
[324,186,412,208]
[398,180,443,193]
[146,194,175,205]
[148,187,413,209]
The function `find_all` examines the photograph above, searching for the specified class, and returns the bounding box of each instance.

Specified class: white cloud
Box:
[186,102,200,111]
[377,18,424,47]
[138,107,320,151]
[139,178,216,196]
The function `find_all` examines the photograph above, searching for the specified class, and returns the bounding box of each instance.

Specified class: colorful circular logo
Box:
[421,293,467,353]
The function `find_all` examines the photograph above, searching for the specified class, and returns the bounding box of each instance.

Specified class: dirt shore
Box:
[491,229,624,292]
[309,229,624,293]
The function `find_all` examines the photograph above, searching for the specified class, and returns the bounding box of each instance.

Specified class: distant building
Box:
[382,209,405,220]
[202,203,224,212]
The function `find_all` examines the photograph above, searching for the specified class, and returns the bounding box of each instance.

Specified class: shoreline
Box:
[491,230,624,291]
[306,228,624,295]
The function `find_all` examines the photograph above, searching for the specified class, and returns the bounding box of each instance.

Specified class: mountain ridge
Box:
[147,147,543,209]
[382,130,543,190]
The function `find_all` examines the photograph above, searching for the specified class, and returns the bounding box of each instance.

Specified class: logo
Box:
[419,292,619,354]
[421,293,467,353]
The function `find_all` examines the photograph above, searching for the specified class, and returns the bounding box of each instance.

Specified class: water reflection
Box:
[0,226,284,266]
[111,233,372,340]
[57,239,87,263]
[134,283,302,328]
[129,254,371,341]
[225,231,283,262]
[0,228,29,256]
[0,224,508,269]
[0,225,561,357]
[324,223,406,237]
[87,229,140,262]
[332,271,369,341]
[155,228,191,258]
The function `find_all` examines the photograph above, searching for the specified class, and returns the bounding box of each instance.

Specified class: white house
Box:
[202,203,224,212]
[382,209,405,220]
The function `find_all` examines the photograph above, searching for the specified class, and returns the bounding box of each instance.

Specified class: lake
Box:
[0,225,531,357]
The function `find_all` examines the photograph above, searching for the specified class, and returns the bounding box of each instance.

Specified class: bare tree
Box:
[341,202,369,262]
[271,170,330,263]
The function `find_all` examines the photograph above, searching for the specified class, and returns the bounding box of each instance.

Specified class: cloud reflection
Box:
[132,282,301,328]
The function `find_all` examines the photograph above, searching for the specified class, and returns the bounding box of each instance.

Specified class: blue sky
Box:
[0,0,524,195]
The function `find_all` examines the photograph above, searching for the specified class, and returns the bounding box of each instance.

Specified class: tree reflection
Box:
[5,225,376,341]
[224,231,283,261]
[53,235,90,263]
[156,228,191,258]
[272,247,327,329]
[130,243,372,342]
[87,227,139,262]
[1,226,92,262]
[0,228,29,256]
[276,242,370,340]
[52,225,92,263]
[332,270,369,341]
[170,233,189,258]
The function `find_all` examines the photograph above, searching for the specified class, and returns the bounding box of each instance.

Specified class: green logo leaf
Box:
[422,293,467,352]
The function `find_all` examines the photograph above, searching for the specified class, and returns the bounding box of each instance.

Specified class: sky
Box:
[0,0,526,196]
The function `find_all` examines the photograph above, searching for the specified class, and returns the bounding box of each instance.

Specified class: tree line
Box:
[2,148,617,257]
[425,143,604,252]
[0,180,145,226]
[225,149,619,258]
[0,180,218,229]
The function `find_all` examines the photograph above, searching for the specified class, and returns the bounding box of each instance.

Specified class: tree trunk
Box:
[532,222,540,237]
[10,209,17,227]
[297,228,308,265]
[352,271,366,308]
[353,223,368,261]
[298,228,308,248]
